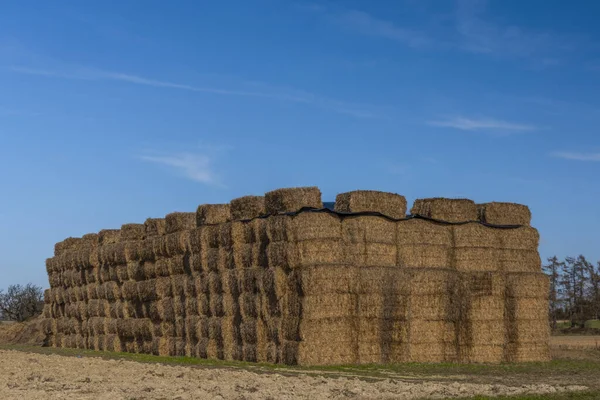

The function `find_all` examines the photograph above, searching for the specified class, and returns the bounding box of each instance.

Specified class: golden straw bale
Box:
[409,269,457,295]
[397,244,451,269]
[209,272,223,294]
[219,248,235,271]
[167,255,186,276]
[204,248,219,272]
[459,344,504,363]
[103,281,121,301]
[409,295,448,320]
[54,237,82,256]
[81,233,99,247]
[302,294,355,319]
[124,240,154,263]
[500,227,540,250]
[298,265,357,295]
[198,294,210,316]
[137,279,157,302]
[239,293,257,318]
[195,275,209,295]
[454,248,501,272]
[506,273,549,298]
[293,240,345,268]
[506,319,550,343]
[411,198,478,222]
[265,187,323,214]
[165,212,196,234]
[478,202,531,226]
[463,321,506,345]
[230,195,266,220]
[234,246,254,273]
[144,218,166,237]
[121,223,146,241]
[358,317,408,344]
[98,229,121,245]
[197,204,231,225]
[408,320,455,344]
[266,215,292,242]
[190,253,203,273]
[157,297,175,322]
[292,212,342,242]
[505,342,550,362]
[121,281,138,300]
[335,190,407,219]
[468,295,505,321]
[454,224,502,248]
[154,258,169,277]
[155,276,173,298]
[210,294,225,317]
[232,222,255,248]
[507,298,549,320]
[359,293,409,319]
[499,249,541,273]
[196,318,210,339]
[297,342,356,365]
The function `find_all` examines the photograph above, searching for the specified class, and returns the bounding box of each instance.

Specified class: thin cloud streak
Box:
[550,152,600,162]
[427,116,536,132]
[9,65,379,118]
[138,152,219,185]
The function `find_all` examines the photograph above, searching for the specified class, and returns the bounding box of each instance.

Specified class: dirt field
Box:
[551,335,600,350]
[0,349,589,400]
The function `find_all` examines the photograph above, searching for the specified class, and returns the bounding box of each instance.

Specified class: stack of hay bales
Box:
[42,187,549,365]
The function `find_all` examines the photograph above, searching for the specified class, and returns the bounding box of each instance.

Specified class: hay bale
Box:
[230,196,266,220]
[145,218,166,237]
[411,198,477,222]
[499,227,540,251]
[303,294,355,319]
[454,248,501,272]
[499,249,541,273]
[265,187,323,214]
[197,204,231,226]
[125,240,154,263]
[292,212,342,242]
[454,224,501,248]
[506,273,549,298]
[121,223,146,241]
[219,248,235,271]
[54,237,82,256]
[165,212,196,234]
[157,297,175,322]
[478,202,531,226]
[98,229,121,245]
[137,280,157,302]
[335,190,407,219]
[459,344,504,363]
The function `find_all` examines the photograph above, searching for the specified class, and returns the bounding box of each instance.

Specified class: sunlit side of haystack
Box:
[42,187,550,365]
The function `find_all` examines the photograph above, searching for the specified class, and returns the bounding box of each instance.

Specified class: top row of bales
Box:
[54,187,532,256]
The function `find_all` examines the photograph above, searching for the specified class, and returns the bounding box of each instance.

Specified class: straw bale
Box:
[81,232,99,246]
[196,204,231,226]
[219,247,235,270]
[454,224,502,248]
[459,344,504,363]
[195,275,209,295]
[209,272,223,294]
[144,218,166,237]
[336,190,408,219]
[137,280,157,302]
[296,264,357,296]
[229,195,265,221]
[231,221,256,246]
[506,273,549,298]
[55,237,82,256]
[184,316,200,342]
[157,297,175,322]
[155,276,173,298]
[274,240,344,268]
[468,296,505,321]
[478,202,531,226]
[164,212,195,234]
[500,227,539,250]
[154,258,169,277]
[196,318,210,339]
[408,295,448,320]
[505,342,550,362]
[359,317,408,344]
[219,270,238,296]
[303,294,355,319]
[208,317,222,340]
[174,317,187,337]
[409,320,455,344]
[239,293,257,318]
[266,215,292,243]
[221,316,242,357]
[265,187,323,214]
[160,321,175,337]
[506,319,550,343]
[109,301,124,319]
[409,269,457,295]
[454,247,501,272]
[237,267,258,293]
[185,295,199,316]
[167,256,186,276]
[291,212,342,242]
[297,342,356,365]
[499,249,541,273]
[100,242,127,265]
[411,198,478,222]
[190,253,203,273]
[121,223,146,241]
[461,320,506,345]
[125,240,154,263]
[121,281,138,300]
[205,248,219,272]
[299,317,354,343]
[507,298,549,320]
[397,247,451,269]
[103,281,121,301]
[198,294,210,316]
[98,229,121,245]
[210,294,225,317]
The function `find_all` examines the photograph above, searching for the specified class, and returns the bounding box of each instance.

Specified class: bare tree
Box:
[0,284,44,322]
[543,256,563,330]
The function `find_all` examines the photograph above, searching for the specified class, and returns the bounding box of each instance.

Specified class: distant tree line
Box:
[543,256,600,329]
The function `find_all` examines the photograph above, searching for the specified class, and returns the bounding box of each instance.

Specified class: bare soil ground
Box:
[0,349,589,400]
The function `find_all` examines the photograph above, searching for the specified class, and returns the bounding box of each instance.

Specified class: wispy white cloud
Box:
[550,152,600,162]
[138,151,221,185]
[8,65,380,118]
[427,116,536,132]
[334,9,431,48]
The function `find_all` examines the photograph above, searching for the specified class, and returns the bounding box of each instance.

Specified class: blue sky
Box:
[1,0,599,290]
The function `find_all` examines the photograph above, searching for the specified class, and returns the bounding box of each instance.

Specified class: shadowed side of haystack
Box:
[41,187,550,365]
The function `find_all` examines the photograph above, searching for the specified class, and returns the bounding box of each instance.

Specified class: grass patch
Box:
[584,320,600,329]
